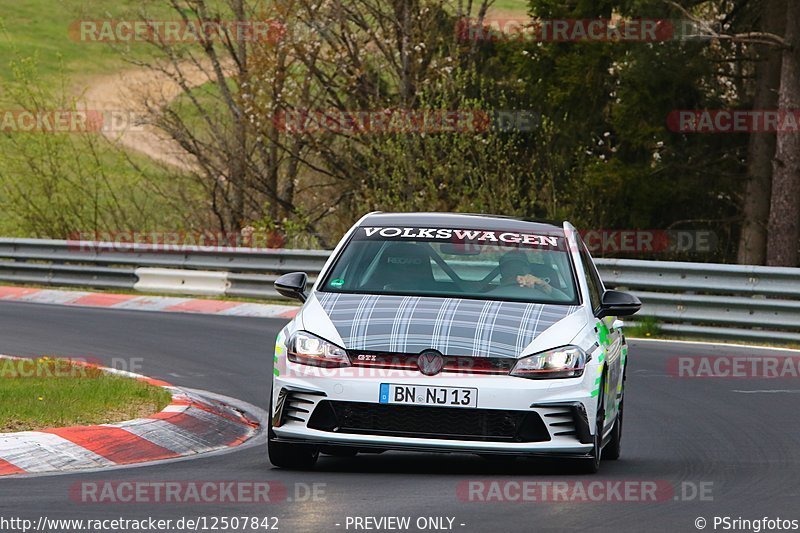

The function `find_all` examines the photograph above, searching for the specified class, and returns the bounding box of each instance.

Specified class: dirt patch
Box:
[77,63,221,171]
[485,8,530,20]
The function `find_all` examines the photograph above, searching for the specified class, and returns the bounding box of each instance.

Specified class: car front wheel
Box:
[603,392,623,461]
[575,374,605,474]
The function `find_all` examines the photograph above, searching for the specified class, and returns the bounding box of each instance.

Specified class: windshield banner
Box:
[358,227,565,250]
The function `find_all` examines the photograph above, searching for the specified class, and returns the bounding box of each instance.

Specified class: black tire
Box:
[267,389,319,469]
[603,392,623,461]
[576,373,605,474]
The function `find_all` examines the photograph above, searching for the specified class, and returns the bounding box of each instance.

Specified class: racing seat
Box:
[369,243,436,292]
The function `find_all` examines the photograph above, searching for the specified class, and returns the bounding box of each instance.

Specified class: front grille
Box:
[349,352,514,375]
[307,401,550,442]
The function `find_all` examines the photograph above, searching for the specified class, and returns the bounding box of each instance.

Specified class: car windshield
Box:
[320,226,579,304]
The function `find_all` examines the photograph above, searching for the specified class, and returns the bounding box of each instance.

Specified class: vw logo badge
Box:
[417,350,444,376]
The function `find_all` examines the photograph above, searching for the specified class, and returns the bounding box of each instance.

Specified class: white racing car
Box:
[268,213,640,473]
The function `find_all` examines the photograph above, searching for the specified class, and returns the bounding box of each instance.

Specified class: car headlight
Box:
[510,345,586,379]
[287,331,351,368]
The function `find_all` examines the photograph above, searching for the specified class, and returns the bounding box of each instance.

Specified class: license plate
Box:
[379,384,478,408]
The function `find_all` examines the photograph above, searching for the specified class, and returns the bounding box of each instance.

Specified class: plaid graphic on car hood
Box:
[315,293,579,358]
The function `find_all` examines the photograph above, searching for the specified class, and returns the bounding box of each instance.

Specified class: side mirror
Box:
[274,272,308,302]
[596,289,641,318]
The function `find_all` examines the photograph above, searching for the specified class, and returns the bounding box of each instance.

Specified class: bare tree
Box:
[246,0,495,236]
[118,0,502,245]
[120,0,332,242]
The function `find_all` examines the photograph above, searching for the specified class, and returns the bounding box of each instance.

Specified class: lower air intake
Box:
[307,401,550,442]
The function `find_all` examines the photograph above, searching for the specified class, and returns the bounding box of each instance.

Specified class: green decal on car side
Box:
[594,322,613,405]
[596,320,610,347]
[273,331,286,376]
[618,346,628,406]
[330,278,345,288]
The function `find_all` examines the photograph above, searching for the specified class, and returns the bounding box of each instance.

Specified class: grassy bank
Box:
[0,0,202,238]
[0,0,177,83]
[0,357,171,432]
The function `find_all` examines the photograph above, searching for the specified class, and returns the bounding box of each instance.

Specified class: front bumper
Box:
[271,364,598,456]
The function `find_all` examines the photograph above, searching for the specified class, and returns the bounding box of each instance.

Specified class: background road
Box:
[0,301,798,532]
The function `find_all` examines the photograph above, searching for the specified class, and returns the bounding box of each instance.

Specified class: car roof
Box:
[358,212,566,233]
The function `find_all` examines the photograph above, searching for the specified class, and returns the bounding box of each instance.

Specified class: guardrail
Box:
[0,239,328,298]
[1,238,798,343]
[594,259,800,343]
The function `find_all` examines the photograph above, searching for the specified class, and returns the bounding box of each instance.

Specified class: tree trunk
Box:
[228,0,248,232]
[737,0,784,264]
[766,0,800,266]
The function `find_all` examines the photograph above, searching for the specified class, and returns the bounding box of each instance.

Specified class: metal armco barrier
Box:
[1,238,798,343]
[134,268,230,296]
[594,259,800,343]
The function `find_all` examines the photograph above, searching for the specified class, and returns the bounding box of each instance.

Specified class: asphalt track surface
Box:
[1,300,799,533]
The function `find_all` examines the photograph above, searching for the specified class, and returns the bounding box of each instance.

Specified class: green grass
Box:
[485,0,529,15]
[444,0,528,16]
[0,0,167,83]
[625,316,661,338]
[0,0,237,85]
[625,331,800,350]
[0,0,253,84]
[0,130,195,237]
[0,357,171,432]
[168,79,228,140]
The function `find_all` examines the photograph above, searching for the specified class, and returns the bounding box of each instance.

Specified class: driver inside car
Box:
[497,251,555,295]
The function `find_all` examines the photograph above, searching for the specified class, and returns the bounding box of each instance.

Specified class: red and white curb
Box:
[0,355,261,478]
[0,286,299,319]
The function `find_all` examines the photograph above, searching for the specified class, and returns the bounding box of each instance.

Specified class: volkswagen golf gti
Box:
[268,212,641,473]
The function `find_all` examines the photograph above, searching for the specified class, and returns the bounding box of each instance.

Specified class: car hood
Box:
[307,292,580,359]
